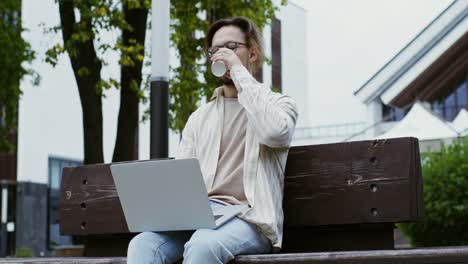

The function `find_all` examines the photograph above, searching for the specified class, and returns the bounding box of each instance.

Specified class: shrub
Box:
[15,246,33,258]
[398,136,468,247]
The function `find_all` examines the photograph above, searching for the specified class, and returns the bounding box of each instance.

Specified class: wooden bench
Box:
[3,247,468,263]
[60,137,424,259]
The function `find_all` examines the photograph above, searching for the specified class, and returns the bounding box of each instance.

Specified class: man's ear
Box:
[248,48,259,64]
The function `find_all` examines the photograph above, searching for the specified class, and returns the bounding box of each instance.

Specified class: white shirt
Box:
[176,64,298,250]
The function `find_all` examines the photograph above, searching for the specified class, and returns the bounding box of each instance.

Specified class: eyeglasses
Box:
[206,41,248,57]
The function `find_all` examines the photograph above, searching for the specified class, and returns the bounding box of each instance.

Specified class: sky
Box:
[290,0,453,127]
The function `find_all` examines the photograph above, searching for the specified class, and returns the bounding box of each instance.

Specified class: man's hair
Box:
[205,17,264,73]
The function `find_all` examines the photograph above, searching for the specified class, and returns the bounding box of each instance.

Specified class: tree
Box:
[170,0,279,133]
[47,0,280,164]
[46,0,149,164]
[0,0,36,152]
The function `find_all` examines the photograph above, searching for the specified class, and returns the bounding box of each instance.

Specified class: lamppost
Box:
[150,0,170,159]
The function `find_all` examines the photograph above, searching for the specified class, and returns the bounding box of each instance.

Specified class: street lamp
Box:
[150,0,170,159]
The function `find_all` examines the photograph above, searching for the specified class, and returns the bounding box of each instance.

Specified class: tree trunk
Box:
[58,0,104,165]
[112,4,148,162]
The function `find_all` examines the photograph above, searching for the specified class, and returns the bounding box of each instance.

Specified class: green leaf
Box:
[0,0,37,151]
[398,137,468,247]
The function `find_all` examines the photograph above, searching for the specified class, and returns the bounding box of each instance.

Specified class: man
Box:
[127,17,298,264]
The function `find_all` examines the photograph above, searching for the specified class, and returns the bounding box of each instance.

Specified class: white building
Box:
[349,0,467,150]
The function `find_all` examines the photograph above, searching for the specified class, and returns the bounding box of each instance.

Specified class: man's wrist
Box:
[230,64,255,94]
[230,63,246,73]
[229,60,243,70]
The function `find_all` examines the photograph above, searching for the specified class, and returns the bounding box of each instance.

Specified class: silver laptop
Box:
[110,158,248,232]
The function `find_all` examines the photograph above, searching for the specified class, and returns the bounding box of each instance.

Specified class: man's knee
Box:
[128,232,170,264]
[183,230,234,262]
[185,232,218,251]
[128,232,158,251]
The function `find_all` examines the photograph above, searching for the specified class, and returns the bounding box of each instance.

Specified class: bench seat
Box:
[2,246,468,263]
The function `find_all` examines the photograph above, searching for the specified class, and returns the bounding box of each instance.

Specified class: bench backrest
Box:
[60,137,423,255]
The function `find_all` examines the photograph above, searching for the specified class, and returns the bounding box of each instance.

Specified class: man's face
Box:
[211,26,251,84]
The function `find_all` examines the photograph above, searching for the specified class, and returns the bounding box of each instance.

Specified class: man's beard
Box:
[220,76,234,86]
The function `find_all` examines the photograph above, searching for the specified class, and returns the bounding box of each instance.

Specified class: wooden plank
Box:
[0,258,126,263]
[60,159,173,235]
[2,246,468,263]
[60,164,128,235]
[413,140,424,219]
[233,246,468,264]
[283,137,422,226]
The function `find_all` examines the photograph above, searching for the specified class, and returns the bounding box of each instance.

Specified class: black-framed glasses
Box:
[206,41,248,57]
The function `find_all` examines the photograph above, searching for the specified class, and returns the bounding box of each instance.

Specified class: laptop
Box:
[110,158,249,232]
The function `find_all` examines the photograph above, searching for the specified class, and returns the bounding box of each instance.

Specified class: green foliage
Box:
[169,0,281,133]
[44,0,282,136]
[398,136,468,246]
[45,0,150,97]
[15,246,34,258]
[0,0,37,152]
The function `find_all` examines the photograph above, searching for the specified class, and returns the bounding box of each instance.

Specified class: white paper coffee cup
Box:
[211,61,227,77]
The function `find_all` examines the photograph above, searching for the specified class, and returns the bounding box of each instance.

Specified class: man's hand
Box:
[210,48,243,70]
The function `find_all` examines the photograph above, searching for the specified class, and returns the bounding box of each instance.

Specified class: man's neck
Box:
[223,84,238,98]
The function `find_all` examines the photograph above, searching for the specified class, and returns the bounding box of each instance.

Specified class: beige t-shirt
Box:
[208,97,248,205]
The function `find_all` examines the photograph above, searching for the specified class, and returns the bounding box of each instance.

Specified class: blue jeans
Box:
[127,201,271,264]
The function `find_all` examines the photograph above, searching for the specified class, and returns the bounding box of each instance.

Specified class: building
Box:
[349,0,467,149]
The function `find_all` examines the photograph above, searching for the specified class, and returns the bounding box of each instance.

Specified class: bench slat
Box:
[61,164,128,235]
[283,137,422,226]
[2,246,468,263]
[233,246,468,264]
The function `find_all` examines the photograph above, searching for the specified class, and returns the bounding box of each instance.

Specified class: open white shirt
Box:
[176,64,298,250]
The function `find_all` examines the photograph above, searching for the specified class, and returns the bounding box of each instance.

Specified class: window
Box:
[383,104,407,121]
[48,157,82,249]
[271,17,282,93]
[1,7,20,28]
[456,81,467,109]
[431,80,468,121]
[445,92,456,120]
[11,11,19,28]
